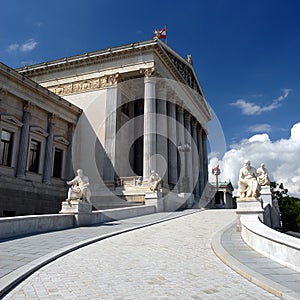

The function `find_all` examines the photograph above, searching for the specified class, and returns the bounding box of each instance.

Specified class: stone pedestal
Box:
[145,192,164,212]
[60,200,92,227]
[178,192,194,209]
[260,186,272,208]
[236,197,264,231]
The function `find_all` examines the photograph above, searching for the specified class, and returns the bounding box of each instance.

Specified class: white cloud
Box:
[20,39,38,52]
[209,122,300,197]
[7,43,19,52]
[248,123,272,133]
[231,89,292,115]
[6,39,38,53]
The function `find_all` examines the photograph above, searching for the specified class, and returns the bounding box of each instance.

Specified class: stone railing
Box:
[240,214,300,272]
[0,205,156,240]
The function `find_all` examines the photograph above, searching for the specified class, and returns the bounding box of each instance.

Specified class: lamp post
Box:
[212,164,221,207]
[178,142,191,192]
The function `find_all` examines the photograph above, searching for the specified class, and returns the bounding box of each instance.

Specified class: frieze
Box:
[48,73,121,96]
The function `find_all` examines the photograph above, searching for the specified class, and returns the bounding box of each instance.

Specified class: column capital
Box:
[191,118,198,128]
[184,111,191,121]
[48,113,56,124]
[107,73,121,85]
[176,106,185,113]
[0,88,8,99]
[23,101,34,113]
[140,67,155,79]
[68,123,75,133]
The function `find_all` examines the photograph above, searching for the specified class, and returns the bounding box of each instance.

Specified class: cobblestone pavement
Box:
[0,210,198,281]
[4,210,278,299]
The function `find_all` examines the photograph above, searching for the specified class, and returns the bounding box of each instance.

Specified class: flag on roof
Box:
[153,25,167,40]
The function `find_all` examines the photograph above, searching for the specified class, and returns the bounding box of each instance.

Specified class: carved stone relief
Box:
[48,73,121,96]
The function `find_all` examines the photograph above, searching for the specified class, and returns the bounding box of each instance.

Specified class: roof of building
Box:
[0,61,82,123]
[16,39,209,113]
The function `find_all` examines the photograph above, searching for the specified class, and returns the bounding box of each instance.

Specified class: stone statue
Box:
[238,160,260,198]
[257,163,270,186]
[66,169,91,203]
[149,170,162,192]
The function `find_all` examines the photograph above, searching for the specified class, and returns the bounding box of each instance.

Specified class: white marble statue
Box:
[66,169,91,203]
[238,160,260,198]
[257,163,270,186]
[149,170,162,192]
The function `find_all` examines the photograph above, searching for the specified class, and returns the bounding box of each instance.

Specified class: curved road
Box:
[5,210,277,299]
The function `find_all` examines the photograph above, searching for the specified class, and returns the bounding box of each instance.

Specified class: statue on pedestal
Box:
[257,163,270,186]
[238,160,260,198]
[149,170,162,192]
[66,169,91,203]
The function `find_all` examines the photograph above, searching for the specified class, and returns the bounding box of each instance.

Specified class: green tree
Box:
[271,182,300,232]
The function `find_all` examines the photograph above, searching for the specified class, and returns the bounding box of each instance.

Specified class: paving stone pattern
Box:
[4,210,278,299]
[221,224,300,297]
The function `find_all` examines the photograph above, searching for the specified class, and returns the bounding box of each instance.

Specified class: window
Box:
[0,129,13,166]
[28,140,41,172]
[53,148,63,178]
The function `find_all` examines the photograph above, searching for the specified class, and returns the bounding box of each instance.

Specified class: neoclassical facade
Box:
[11,39,211,212]
[0,62,81,216]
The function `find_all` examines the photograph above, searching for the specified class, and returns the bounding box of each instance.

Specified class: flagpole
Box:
[165,24,167,44]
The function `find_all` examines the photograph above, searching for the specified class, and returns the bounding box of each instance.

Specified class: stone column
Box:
[103,84,119,183]
[134,100,144,176]
[156,83,168,188]
[167,101,177,189]
[141,68,156,180]
[202,130,209,187]
[184,112,193,193]
[176,106,185,192]
[43,114,55,183]
[16,102,32,178]
[191,120,200,197]
[197,126,204,195]
[65,123,75,180]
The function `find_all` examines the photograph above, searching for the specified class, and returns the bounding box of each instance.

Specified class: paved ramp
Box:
[3,210,278,299]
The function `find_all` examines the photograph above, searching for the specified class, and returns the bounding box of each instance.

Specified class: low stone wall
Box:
[0,214,75,240]
[240,214,300,272]
[91,205,156,224]
[0,205,156,240]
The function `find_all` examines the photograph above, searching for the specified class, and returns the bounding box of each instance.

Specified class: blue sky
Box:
[1,0,300,192]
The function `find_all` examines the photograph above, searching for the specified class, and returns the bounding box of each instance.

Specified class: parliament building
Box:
[0,39,212,216]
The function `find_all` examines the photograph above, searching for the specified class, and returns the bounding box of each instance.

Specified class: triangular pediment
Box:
[0,114,23,127]
[54,136,70,145]
[156,42,201,94]
[30,126,48,137]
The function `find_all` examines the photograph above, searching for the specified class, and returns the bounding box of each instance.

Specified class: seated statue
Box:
[257,163,270,186]
[66,169,91,203]
[149,170,162,192]
[238,160,260,198]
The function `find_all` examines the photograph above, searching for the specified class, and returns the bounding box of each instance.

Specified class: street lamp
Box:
[212,164,221,207]
[178,143,191,193]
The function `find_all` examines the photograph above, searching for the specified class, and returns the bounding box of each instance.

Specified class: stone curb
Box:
[0,209,203,298]
[211,222,299,300]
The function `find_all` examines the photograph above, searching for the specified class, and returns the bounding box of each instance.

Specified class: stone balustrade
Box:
[240,214,300,272]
